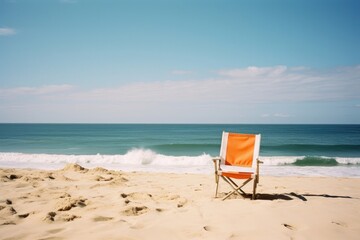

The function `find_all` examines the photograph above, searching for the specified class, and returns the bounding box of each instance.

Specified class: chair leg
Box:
[252,175,258,200]
[215,175,219,198]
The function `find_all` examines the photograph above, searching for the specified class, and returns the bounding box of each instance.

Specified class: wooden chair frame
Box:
[213,132,262,200]
[213,158,262,200]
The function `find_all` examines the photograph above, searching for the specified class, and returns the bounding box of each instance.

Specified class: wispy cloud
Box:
[0,65,359,123]
[215,65,360,103]
[218,65,288,78]
[0,27,16,36]
[1,66,359,104]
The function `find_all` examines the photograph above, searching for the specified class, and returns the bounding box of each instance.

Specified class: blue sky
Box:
[0,0,359,123]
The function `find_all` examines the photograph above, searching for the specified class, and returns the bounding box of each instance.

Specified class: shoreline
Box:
[1,164,360,239]
[1,151,360,178]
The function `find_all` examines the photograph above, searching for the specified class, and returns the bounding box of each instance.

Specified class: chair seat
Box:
[221,171,254,179]
[219,165,256,179]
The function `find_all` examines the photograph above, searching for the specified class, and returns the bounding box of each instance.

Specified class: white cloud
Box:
[1,66,359,105]
[49,66,360,108]
[218,65,288,78]
[216,65,359,103]
[0,27,16,36]
[0,65,359,123]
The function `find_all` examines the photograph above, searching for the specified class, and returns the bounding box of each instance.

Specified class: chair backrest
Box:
[220,132,261,168]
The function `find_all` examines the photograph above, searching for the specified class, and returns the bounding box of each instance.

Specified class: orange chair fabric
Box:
[222,172,253,179]
[225,133,256,167]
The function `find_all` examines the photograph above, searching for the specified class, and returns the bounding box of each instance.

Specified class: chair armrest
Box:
[212,157,221,173]
[212,157,221,162]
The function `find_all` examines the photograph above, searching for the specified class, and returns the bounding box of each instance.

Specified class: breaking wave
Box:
[0,149,359,174]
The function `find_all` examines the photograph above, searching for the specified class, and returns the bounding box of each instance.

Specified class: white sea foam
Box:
[335,157,360,165]
[259,156,300,165]
[260,156,360,165]
[0,149,359,176]
[0,149,213,173]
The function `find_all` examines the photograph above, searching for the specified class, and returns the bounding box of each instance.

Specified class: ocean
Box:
[0,124,359,177]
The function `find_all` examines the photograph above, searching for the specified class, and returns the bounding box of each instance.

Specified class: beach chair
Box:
[213,131,262,200]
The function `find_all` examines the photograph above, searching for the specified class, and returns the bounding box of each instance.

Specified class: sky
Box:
[0,0,359,124]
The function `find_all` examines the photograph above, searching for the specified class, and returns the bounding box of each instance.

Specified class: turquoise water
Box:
[1,124,359,156]
[0,124,359,176]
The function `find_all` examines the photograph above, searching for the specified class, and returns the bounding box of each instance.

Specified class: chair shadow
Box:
[243,192,353,201]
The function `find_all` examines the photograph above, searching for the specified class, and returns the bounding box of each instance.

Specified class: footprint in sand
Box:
[58,193,71,199]
[59,214,81,222]
[1,221,16,225]
[18,213,30,219]
[94,175,113,182]
[120,193,128,198]
[123,206,149,216]
[0,206,17,216]
[43,212,57,222]
[164,194,180,201]
[332,221,348,227]
[120,192,154,206]
[120,192,153,201]
[228,233,240,239]
[0,206,16,225]
[93,216,114,222]
[108,177,128,185]
[43,212,80,222]
[177,198,188,208]
[21,176,42,182]
[203,225,213,231]
[283,223,295,230]
[47,174,56,180]
[0,200,12,209]
[47,228,65,234]
[151,194,188,208]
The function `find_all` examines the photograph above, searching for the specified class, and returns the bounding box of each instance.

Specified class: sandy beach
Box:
[1,164,360,240]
